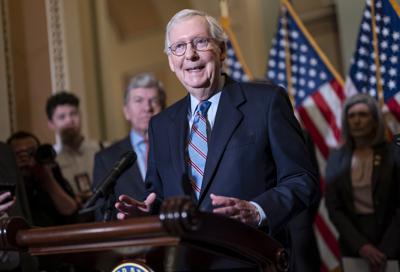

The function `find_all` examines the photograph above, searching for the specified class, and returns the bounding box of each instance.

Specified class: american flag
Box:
[266,1,344,271]
[220,17,253,82]
[346,0,400,134]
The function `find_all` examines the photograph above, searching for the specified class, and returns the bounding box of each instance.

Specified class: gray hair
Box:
[124,72,166,109]
[341,93,385,148]
[164,9,227,54]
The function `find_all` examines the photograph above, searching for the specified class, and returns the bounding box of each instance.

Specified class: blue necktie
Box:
[188,101,211,198]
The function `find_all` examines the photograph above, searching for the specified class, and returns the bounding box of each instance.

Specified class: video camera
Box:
[32,144,57,164]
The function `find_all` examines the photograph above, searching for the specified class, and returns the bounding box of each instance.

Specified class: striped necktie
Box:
[188,101,211,199]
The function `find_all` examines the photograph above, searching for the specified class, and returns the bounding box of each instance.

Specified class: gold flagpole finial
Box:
[219,0,229,18]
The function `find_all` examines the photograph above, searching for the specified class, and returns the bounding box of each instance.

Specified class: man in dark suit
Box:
[116,9,319,270]
[92,73,166,221]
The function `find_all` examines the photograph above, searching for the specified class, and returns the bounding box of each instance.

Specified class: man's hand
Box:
[210,194,260,227]
[115,193,156,220]
[359,243,387,272]
[0,192,15,216]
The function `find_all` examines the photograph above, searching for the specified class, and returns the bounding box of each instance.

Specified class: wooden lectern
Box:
[0,197,288,271]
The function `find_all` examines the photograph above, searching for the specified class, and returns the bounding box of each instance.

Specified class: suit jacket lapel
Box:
[199,79,245,203]
[341,146,354,207]
[168,96,189,181]
[371,144,385,193]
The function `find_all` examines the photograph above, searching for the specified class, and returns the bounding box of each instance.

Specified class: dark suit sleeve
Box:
[252,88,320,235]
[325,149,369,254]
[145,119,163,214]
[92,152,107,221]
[378,143,400,258]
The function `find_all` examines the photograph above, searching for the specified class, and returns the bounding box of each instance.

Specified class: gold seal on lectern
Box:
[112,261,153,272]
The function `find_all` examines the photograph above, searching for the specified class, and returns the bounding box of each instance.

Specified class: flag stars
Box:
[300,44,308,52]
[268,70,276,79]
[299,67,306,75]
[320,72,327,80]
[370,64,376,72]
[299,55,307,63]
[389,68,396,76]
[356,72,365,81]
[291,42,299,50]
[361,34,369,43]
[357,59,366,68]
[369,89,376,97]
[362,22,371,32]
[309,69,317,77]
[390,55,398,64]
[359,47,368,55]
[380,40,388,49]
[291,31,299,39]
[308,80,316,89]
[233,71,241,79]
[388,80,396,89]
[279,51,285,58]
[269,60,276,67]
[392,44,399,52]
[382,28,389,37]
[383,16,390,24]
[310,58,318,66]
[278,61,285,69]
[393,31,400,40]
[369,76,377,85]
[380,53,387,62]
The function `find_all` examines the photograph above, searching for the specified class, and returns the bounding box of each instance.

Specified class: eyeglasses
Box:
[168,37,212,56]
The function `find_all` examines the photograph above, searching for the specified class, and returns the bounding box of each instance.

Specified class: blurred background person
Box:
[46,92,106,205]
[7,131,78,227]
[0,141,37,271]
[92,73,166,221]
[326,93,400,272]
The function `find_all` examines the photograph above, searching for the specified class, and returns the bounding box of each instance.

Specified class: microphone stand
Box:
[102,187,116,222]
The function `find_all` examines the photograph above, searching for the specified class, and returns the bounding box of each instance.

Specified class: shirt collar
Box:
[130,129,147,147]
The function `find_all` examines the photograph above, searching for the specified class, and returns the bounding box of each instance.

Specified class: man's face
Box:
[167,16,225,100]
[123,87,162,136]
[347,102,376,140]
[10,137,38,176]
[48,105,81,143]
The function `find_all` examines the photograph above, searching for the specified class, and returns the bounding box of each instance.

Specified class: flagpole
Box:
[370,0,384,107]
[219,0,254,80]
[282,0,344,86]
[281,0,295,106]
[220,0,229,18]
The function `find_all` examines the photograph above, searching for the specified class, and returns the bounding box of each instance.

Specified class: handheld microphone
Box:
[83,151,137,210]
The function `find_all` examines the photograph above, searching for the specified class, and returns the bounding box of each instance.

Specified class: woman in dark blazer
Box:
[326,94,400,272]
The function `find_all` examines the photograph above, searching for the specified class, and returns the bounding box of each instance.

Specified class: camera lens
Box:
[35,144,57,164]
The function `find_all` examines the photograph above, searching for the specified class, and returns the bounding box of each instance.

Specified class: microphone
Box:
[83,151,137,210]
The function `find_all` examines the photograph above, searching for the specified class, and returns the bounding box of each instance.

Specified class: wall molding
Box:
[46,0,69,93]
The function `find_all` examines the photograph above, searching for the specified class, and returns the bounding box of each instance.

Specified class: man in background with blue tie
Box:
[116,9,319,270]
[92,73,166,221]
